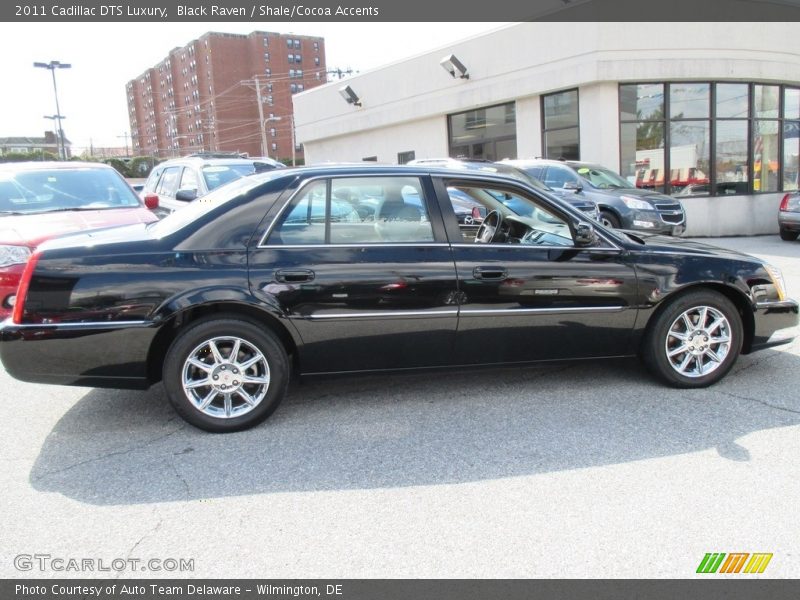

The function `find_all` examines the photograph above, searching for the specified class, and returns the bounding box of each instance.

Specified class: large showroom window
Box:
[620,82,800,197]
[542,89,580,160]
[448,102,517,161]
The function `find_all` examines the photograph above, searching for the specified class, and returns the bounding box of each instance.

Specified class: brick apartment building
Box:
[126,31,326,161]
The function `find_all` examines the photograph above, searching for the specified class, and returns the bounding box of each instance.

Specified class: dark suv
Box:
[141,155,284,215]
[504,159,686,235]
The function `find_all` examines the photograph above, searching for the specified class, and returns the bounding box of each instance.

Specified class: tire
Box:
[779,227,799,241]
[599,210,621,229]
[163,316,289,432]
[641,290,743,388]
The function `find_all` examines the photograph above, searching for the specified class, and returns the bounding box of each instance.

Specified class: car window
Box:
[268,177,434,245]
[445,182,573,246]
[179,167,200,192]
[574,165,634,189]
[543,165,580,189]
[0,167,142,214]
[202,164,256,191]
[156,166,182,196]
[143,167,163,193]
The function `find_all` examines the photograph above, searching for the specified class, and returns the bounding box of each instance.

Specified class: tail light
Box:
[12,252,41,324]
[143,193,160,210]
[779,194,791,211]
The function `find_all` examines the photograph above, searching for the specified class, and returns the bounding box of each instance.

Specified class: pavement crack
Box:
[32,425,186,482]
[115,512,164,579]
[719,390,800,416]
[170,457,191,499]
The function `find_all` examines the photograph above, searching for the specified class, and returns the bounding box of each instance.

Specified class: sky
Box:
[0,22,508,153]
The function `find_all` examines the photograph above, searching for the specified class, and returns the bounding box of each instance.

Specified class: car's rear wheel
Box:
[599,210,621,229]
[163,316,289,432]
[779,227,799,241]
[642,290,743,388]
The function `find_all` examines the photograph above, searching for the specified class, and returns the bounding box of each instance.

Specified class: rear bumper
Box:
[778,212,800,231]
[749,299,799,352]
[0,319,157,389]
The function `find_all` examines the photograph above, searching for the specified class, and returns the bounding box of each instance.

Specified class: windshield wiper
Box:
[28,206,127,214]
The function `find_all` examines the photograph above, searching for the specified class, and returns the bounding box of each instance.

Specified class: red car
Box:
[0,162,159,319]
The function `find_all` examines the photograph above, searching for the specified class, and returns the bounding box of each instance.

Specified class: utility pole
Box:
[325,67,357,82]
[243,76,270,158]
[117,132,130,157]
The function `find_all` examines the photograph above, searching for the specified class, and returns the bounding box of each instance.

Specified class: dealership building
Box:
[293,22,799,236]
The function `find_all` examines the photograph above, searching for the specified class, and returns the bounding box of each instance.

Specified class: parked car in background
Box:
[141,155,285,214]
[779,191,800,241]
[1,165,795,432]
[0,161,159,319]
[408,158,601,222]
[503,159,686,235]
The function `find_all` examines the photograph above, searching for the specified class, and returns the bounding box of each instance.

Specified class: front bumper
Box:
[0,319,157,389]
[625,209,686,236]
[750,299,799,352]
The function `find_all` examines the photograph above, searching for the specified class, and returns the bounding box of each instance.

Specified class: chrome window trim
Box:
[449,243,621,252]
[259,243,451,249]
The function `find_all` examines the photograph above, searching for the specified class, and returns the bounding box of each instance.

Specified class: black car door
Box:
[432,176,639,365]
[248,174,460,374]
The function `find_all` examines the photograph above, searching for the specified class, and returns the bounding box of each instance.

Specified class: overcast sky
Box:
[0,22,508,152]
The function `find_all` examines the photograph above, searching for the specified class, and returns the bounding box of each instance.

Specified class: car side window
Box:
[267,177,434,245]
[156,166,182,196]
[445,182,574,246]
[179,167,199,192]
[544,165,580,189]
[143,167,163,193]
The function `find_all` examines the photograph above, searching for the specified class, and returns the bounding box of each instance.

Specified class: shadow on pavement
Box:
[29,350,800,505]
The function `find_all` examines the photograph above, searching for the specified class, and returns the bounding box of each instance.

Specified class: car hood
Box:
[0,208,157,248]
[607,188,680,203]
[624,232,761,263]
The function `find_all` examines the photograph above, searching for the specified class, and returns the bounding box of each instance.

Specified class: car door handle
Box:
[473,266,507,281]
[275,269,315,283]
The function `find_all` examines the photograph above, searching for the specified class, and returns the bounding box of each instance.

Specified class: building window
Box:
[542,89,579,160]
[448,102,517,161]
[313,41,319,51]
[264,52,270,62]
[397,151,416,164]
[270,128,276,137]
[620,82,800,197]
[271,142,278,151]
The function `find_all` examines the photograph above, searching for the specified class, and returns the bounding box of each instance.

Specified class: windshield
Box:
[0,167,142,215]
[574,165,634,189]
[202,163,263,191]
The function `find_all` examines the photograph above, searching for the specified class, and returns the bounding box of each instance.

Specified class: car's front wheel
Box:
[599,210,621,229]
[163,316,289,432]
[642,290,743,388]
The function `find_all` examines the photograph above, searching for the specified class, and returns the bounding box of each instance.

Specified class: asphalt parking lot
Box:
[1,235,798,579]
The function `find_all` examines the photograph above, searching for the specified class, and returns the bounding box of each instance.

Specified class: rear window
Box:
[0,167,141,214]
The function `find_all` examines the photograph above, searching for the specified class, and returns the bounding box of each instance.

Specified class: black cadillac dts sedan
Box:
[1,165,797,432]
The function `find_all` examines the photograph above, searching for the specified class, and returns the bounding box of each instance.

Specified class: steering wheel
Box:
[474,210,504,243]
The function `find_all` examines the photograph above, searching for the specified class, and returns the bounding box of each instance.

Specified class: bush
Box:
[128,156,161,178]
[0,150,59,162]
[104,158,131,178]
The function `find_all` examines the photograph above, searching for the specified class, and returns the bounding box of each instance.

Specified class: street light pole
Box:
[34,61,71,160]
[43,115,66,158]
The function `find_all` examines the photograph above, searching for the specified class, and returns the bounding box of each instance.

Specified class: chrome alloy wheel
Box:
[181,336,271,419]
[664,305,732,378]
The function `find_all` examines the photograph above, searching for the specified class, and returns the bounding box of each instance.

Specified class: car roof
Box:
[244,163,555,187]
[505,158,607,170]
[0,161,118,172]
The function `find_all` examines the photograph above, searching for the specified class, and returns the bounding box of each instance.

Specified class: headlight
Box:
[0,245,32,268]
[764,263,787,301]
[620,195,654,210]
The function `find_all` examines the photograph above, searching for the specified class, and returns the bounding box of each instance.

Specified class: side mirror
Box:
[175,188,198,202]
[143,193,159,210]
[574,222,597,247]
[563,181,583,193]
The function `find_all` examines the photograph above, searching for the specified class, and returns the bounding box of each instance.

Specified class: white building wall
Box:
[294,22,800,236]
[577,82,620,170]
[302,116,448,164]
